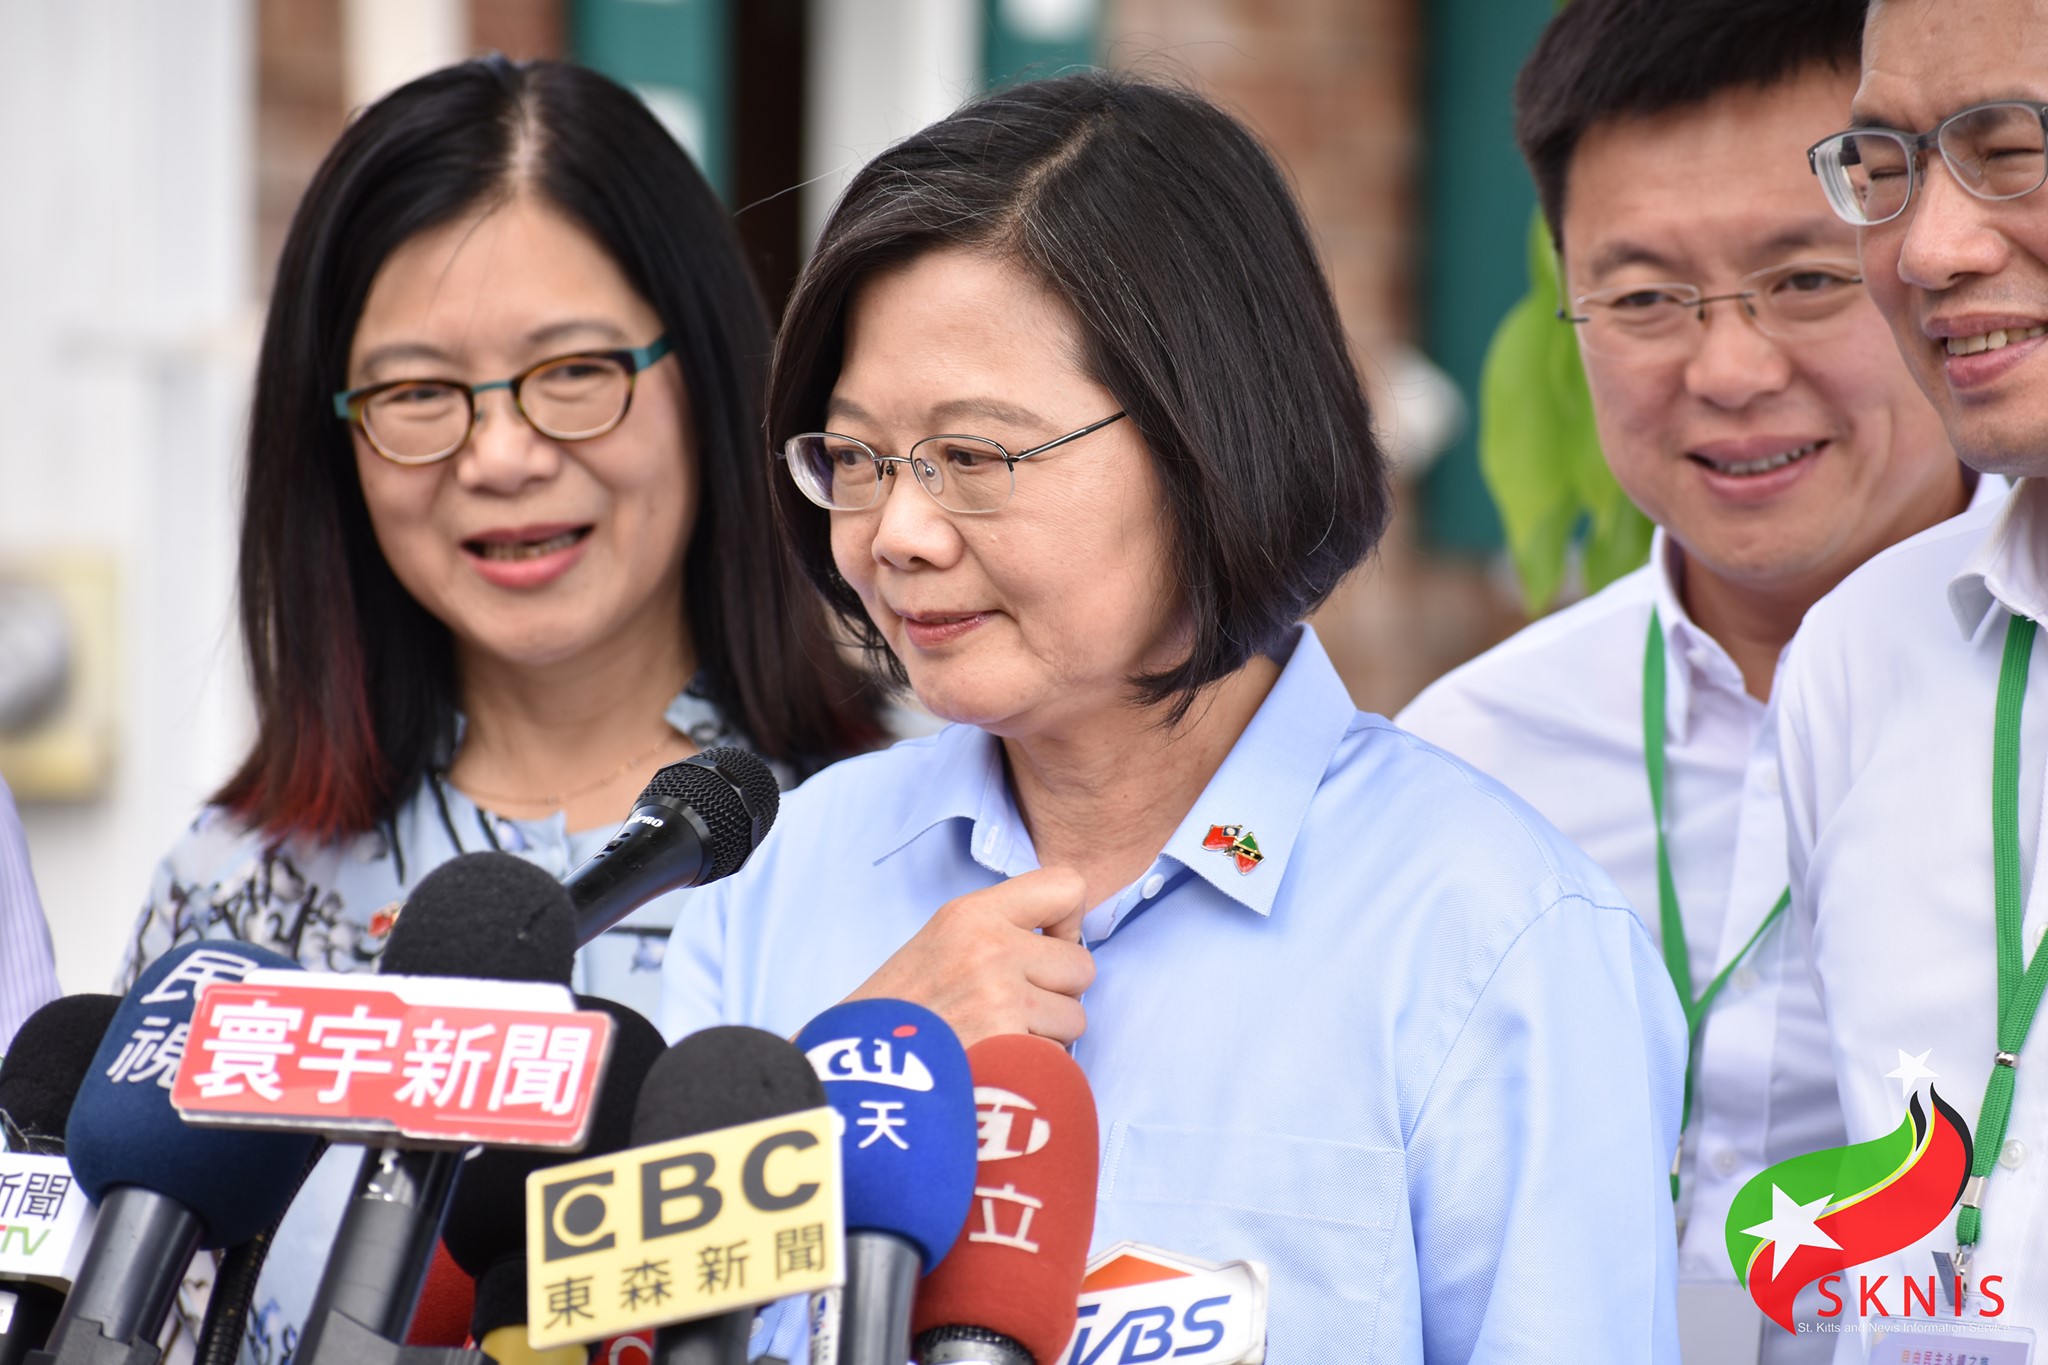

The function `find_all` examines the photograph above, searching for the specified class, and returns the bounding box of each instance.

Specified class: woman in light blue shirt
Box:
[663,72,1688,1362]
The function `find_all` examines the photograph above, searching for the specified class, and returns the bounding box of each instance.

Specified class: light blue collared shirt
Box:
[663,626,1686,1363]
[0,774,61,1053]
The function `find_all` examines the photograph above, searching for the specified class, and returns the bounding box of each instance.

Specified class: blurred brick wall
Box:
[256,0,563,296]
[256,0,345,294]
[1107,0,1526,715]
[471,0,564,62]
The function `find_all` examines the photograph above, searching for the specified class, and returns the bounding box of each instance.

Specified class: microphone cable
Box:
[193,1137,329,1365]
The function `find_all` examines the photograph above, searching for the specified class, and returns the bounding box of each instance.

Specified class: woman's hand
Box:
[844,867,1095,1048]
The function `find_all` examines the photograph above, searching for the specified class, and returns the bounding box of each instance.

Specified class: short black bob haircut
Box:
[1515,0,1868,247]
[220,57,881,842]
[769,71,1390,722]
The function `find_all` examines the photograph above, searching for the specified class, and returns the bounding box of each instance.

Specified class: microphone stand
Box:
[838,1234,921,1365]
[295,1149,486,1365]
[30,1187,204,1365]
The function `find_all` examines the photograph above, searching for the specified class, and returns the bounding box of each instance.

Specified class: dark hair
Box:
[1515,0,1868,245]
[220,57,881,842]
[769,71,1390,723]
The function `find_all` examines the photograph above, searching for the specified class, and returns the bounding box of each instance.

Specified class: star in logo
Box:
[1740,1184,1841,1280]
[1884,1048,1938,1101]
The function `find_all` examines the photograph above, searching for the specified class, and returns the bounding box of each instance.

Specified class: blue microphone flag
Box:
[792,999,977,1269]
[66,940,322,1248]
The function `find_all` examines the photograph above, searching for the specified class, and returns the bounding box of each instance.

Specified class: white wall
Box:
[803,0,983,243]
[0,0,484,993]
[0,0,258,991]
[343,0,468,109]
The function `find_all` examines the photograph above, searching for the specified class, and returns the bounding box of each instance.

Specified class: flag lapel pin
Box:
[1202,824,1264,875]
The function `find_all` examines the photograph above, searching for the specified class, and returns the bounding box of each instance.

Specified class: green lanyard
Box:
[1955,613,2048,1261]
[1644,608,1792,1198]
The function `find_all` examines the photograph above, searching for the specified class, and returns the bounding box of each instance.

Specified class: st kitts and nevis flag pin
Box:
[1201,824,1263,875]
[1724,1088,1973,1333]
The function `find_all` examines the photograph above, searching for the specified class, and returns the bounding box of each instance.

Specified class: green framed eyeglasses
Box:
[332,336,673,466]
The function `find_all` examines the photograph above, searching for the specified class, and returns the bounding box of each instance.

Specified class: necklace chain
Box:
[456,730,685,809]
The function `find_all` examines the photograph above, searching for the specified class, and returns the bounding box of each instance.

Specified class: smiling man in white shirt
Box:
[1398,1,1982,1358]
[1775,0,2048,1351]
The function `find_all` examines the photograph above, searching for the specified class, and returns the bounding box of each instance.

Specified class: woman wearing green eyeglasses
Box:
[124,55,881,1017]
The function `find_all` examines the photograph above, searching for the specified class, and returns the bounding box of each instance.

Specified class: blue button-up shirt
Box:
[663,626,1686,1363]
[0,774,61,1052]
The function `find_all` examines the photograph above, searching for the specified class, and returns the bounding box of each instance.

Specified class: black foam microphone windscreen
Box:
[630,1026,825,1146]
[0,994,121,1154]
[443,997,667,1342]
[379,851,578,984]
[630,1028,827,1365]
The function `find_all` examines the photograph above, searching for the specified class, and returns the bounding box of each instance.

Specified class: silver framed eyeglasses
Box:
[1809,101,2048,227]
[1561,260,1867,362]
[332,336,672,466]
[779,410,1128,514]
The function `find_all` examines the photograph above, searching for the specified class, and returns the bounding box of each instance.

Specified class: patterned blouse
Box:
[120,683,800,1365]
[122,684,797,1022]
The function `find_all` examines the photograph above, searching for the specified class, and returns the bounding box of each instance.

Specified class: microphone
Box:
[442,997,666,1364]
[0,995,122,1154]
[296,852,578,1365]
[38,944,322,1365]
[631,1027,828,1365]
[911,1036,1098,1365]
[0,995,121,1365]
[794,1001,978,1365]
[565,749,779,946]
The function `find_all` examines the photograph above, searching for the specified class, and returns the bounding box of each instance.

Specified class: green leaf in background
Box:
[1478,212,1653,614]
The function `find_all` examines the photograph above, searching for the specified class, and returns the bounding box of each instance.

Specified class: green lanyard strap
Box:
[1644,609,1791,1199]
[1958,613,2048,1249]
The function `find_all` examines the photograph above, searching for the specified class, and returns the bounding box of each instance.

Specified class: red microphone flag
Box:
[911,1033,1099,1364]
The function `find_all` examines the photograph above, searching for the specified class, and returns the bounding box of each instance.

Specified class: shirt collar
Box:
[1950,477,2047,641]
[874,624,1359,917]
[1648,527,1745,743]
[1158,625,1357,917]
[877,723,1026,875]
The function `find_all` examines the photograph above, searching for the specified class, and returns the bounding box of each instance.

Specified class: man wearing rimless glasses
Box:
[1776,0,2048,1352]
[1400,1,1988,1359]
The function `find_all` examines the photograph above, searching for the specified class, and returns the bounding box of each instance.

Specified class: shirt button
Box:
[1732,966,1760,994]
[2001,1138,2027,1170]
[1140,873,1165,900]
[1713,1149,1738,1177]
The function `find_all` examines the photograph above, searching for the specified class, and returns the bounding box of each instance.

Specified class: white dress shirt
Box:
[1403,528,1887,1364]
[1780,476,2048,1352]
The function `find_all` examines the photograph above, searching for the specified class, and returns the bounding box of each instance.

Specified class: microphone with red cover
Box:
[910,1036,1098,1365]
